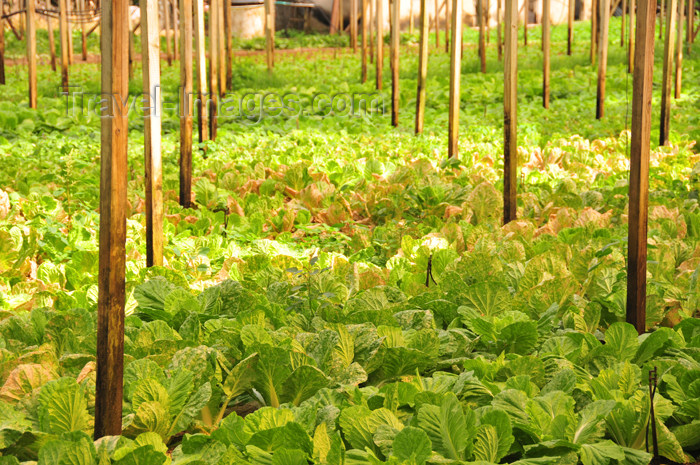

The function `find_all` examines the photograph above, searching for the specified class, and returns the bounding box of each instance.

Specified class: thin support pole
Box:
[265,0,275,70]
[447,0,462,157]
[164,0,173,65]
[218,0,226,95]
[94,0,129,439]
[27,0,37,109]
[370,0,374,61]
[1,15,7,84]
[179,0,194,208]
[416,0,429,133]
[225,0,232,88]
[351,0,358,51]
[141,0,164,268]
[626,0,657,335]
[479,0,486,72]
[542,0,550,108]
[59,0,70,90]
[47,9,57,71]
[504,0,518,223]
[567,0,574,54]
[209,0,220,140]
[591,0,598,64]
[362,0,369,82]
[660,0,678,145]
[376,0,384,89]
[391,0,399,126]
[498,0,503,59]
[629,0,635,71]
[80,0,87,60]
[622,0,627,46]
[435,0,440,47]
[596,0,611,119]
[193,0,208,144]
[675,0,684,97]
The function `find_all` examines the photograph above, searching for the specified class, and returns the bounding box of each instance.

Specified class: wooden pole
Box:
[47,9,57,72]
[376,0,384,89]
[498,0,503,59]
[141,0,164,267]
[210,0,219,139]
[487,0,491,44]
[331,0,339,34]
[174,0,180,59]
[193,0,208,143]
[687,0,693,43]
[622,0,627,45]
[26,0,37,109]
[391,0,399,126]
[179,0,194,208]
[567,0,574,54]
[67,0,73,65]
[225,0,232,88]
[94,0,129,439]
[626,0,657,335]
[1,14,6,85]
[370,0,374,62]
[80,0,87,60]
[435,0,440,47]
[542,0,550,108]
[629,0,635,71]
[596,0,611,118]
[445,0,450,53]
[218,0,226,95]
[660,0,665,39]
[164,0,173,65]
[128,23,135,79]
[675,0,684,97]
[479,0,486,72]
[59,0,70,90]
[523,1,528,46]
[504,0,517,223]
[362,0,369,81]
[660,0,677,145]
[447,0,462,157]
[265,0,275,70]
[352,0,358,51]
[591,0,598,64]
[416,0,429,133]
[340,0,345,33]
[410,0,415,33]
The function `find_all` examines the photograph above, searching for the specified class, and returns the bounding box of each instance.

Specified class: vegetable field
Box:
[1,2,700,465]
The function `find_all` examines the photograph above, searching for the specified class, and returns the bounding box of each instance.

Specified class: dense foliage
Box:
[0,18,699,465]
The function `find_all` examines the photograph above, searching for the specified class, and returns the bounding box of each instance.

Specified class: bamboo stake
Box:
[622,0,627,45]
[376,0,384,89]
[27,0,37,108]
[498,0,503,59]
[687,0,693,43]
[675,0,684,97]
[660,0,665,39]
[79,0,87,60]
[487,0,491,43]
[179,0,194,208]
[340,0,344,33]
[94,0,129,439]
[218,0,226,95]
[596,0,611,118]
[47,8,57,71]
[1,14,6,84]
[629,0,635,71]
[627,0,657,334]
[479,0,486,72]
[445,0,450,53]
[362,0,369,82]
[410,0,414,33]
[67,0,73,64]
[164,0,173,65]
[194,0,208,143]
[209,0,219,139]
[447,0,462,157]
[523,1,528,46]
[416,0,429,133]
[504,0,517,223]
[567,0,573,54]
[591,0,598,64]
[225,0,232,88]
[141,0,163,267]
[435,0,440,47]
[128,23,135,79]
[352,0,358,51]
[660,0,677,145]
[391,0,399,126]
[370,0,374,61]
[174,0,179,58]
[543,0,550,108]
[265,0,275,70]
[59,0,69,90]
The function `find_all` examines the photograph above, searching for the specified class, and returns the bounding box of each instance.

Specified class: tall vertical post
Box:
[622,0,627,45]
[179,0,194,208]
[504,0,517,223]
[591,0,598,64]
[128,23,135,79]
[26,0,37,109]
[47,11,57,72]
[225,0,232,88]
[629,0,635,71]
[498,0,503,59]
[362,0,369,81]
[410,0,415,33]
[370,0,374,62]
[209,0,219,140]
[660,0,677,145]
[445,0,450,53]
[164,0,173,65]
[675,0,684,97]
[141,0,164,267]
[265,0,275,70]
[479,0,486,72]
[94,0,129,439]
[78,0,87,60]
[352,0,358,51]
[0,14,5,85]
[218,0,226,95]
[596,0,611,119]
[447,0,462,157]
[660,0,665,38]
[542,0,550,108]
[435,0,440,47]
[67,0,74,65]
[626,0,657,335]
[415,0,429,133]
[687,0,693,43]
[391,0,400,126]
[174,0,180,59]
[376,0,384,89]
[523,1,528,46]
[339,0,344,32]
[567,0,574,54]
[193,0,208,144]
[59,0,70,90]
